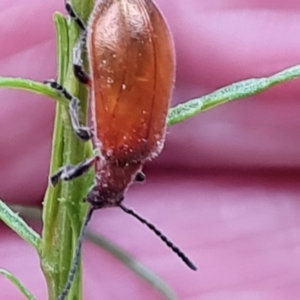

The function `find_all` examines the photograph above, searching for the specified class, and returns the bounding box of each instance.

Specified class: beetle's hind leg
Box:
[44,80,92,141]
[65,0,90,85]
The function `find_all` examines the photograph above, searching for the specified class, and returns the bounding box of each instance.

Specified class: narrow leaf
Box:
[0,269,36,300]
[0,200,40,250]
[0,77,67,104]
[168,64,300,125]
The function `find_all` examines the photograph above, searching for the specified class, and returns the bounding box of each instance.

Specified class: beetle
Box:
[45,0,196,299]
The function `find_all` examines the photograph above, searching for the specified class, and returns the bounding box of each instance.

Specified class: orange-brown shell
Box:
[88,0,175,163]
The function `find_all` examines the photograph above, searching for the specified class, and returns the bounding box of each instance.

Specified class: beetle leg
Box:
[44,80,92,141]
[65,1,90,85]
[65,0,86,31]
[73,31,90,85]
[51,156,97,186]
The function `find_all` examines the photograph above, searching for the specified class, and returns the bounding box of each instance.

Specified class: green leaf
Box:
[167,64,300,125]
[0,200,40,250]
[86,230,177,300]
[54,12,70,83]
[0,77,67,104]
[0,269,36,300]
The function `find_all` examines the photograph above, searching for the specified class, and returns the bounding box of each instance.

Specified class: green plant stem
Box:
[41,13,68,258]
[40,2,94,299]
[40,13,69,300]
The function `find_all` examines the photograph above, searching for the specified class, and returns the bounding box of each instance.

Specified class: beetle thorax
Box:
[87,159,142,208]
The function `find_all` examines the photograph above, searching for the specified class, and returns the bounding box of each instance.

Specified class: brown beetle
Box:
[46,1,196,299]
[87,0,175,208]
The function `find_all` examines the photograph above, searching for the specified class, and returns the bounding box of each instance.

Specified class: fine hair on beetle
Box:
[45,1,197,299]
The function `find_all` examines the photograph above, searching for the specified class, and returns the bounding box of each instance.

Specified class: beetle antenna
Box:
[57,205,95,300]
[119,204,197,271]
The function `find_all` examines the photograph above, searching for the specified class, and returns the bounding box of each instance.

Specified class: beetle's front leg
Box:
[51,156,97,186]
